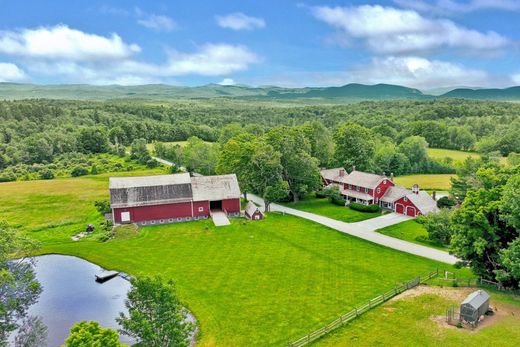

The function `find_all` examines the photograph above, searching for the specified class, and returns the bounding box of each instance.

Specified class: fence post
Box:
[369,299,372,308]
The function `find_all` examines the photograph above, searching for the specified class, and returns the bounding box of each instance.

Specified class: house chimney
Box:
[352,165,356,172]
[432,190,437,201]
[412,184,419,194]
[339,169,345,177]
[390,173,394,182]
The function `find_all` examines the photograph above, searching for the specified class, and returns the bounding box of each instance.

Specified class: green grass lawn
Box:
[394,174,454,191]
[314,287,520,347]
[1,172,471,346]
[376,220,447,251]
[427,148,480,163]
[281,197,381,222]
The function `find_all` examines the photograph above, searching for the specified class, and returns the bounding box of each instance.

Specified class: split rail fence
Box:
[287,269,439,347]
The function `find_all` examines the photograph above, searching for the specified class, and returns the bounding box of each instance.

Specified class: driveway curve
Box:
[248,194,457,265]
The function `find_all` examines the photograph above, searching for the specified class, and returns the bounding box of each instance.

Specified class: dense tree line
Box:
[1,98,519,181]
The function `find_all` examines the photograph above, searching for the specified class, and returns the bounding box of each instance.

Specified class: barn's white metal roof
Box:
[191,174,241,201]
[462,290,490,309]
[109,173,191,189]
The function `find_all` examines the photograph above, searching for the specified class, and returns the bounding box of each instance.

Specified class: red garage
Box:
[110,173,241,225]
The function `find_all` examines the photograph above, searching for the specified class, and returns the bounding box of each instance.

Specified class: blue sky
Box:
[0,0,519,89]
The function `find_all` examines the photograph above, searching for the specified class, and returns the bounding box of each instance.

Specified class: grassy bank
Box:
[280,197,381,223]
[376,220,447,251]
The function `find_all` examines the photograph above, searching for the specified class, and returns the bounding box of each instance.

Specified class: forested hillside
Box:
[1,98,519,182]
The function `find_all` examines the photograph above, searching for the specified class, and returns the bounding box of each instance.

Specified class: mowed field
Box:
[394,174,454,191]
[376,220,447,251]
[281,196,381,222]
[427,148,508,166]
[0,172,468,346]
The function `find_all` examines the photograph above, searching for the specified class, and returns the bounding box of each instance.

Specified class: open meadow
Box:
[394,174,454,191]
[0,172,469,346]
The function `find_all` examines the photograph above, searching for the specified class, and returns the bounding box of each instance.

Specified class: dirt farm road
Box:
[247,194,458,265]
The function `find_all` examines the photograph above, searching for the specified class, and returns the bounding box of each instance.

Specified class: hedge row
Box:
[349,202,381,213]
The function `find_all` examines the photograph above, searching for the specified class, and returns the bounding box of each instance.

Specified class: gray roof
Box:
[245,201,262,216]
[343,170,387,189]
[110,174,193,208]
[109,173,191,189]
[109,173,241,208]
[406,191,439,215]
[380,185,410,203]
[191,174,241,201]
[320,167,348,183]
[462,290,490,309]
[341,189,373,201]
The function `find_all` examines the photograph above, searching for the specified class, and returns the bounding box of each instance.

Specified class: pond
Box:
[25,254,133,346]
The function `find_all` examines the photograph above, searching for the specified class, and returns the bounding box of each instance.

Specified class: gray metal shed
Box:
[460,290,490,323]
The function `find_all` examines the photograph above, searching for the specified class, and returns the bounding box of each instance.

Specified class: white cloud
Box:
[165,44,260,76]
[394,0,520,14]
[0,63,27,82]
[215,12,265,30]
[311,5,509,54]
[219,78,235,85]
[136,9,177,32]
[23,43,259,84]
[0,25,140,61]
[512,74,520,85]
[346,56,494,89]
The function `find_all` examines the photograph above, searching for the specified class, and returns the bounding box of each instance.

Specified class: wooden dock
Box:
[95,271,119,283]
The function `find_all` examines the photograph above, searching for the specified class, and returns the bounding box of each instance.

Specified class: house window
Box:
[383,179,387,184]
[151,220,156,224]
[198,206,204,212]
[168,218,174,223]
[403,197,408,202]
[348,184,352,189]
[377,188,381,194]
[356,186,360,191]
[177,217,182,221]
[364,188,368,193]
[121,212,130,222]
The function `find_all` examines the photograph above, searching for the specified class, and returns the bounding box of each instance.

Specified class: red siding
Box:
[222,198,240,213]
[193,200,210,217]
[373,179,395,202]
[113,202,192,223]
[394,195,420,217]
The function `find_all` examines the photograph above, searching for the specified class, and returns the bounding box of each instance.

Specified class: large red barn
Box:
[109,173,241,225]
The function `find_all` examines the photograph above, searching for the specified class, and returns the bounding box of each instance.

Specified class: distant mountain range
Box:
[1,82,520,101]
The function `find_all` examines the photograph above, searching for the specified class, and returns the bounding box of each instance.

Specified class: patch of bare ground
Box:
[391,284,520,332]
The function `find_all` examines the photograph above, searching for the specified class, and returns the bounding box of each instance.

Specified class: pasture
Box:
[314,286,520,346]
[427,148,480,163]
[0,172,468,346]
[394,174,454,191]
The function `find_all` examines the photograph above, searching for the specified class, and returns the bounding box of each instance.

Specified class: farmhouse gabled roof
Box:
[380,185,410,203]
[406,191,439,215]
[191,174,241,202]
[320,167,348,183]
[462,290,490,309]
[245,201,261,216]
[343,170,387,189]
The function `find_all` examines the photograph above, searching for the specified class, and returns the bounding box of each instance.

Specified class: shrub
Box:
[330,194,346,206]
[94,200,111,215]
[349,202,381,213]
[146,159,158,168]
[39,169,55,180]
[437,196,456,209]
[315,190,329,199]
[70,166,89,177]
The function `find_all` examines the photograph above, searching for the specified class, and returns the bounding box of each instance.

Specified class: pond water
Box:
[26,255,133,346]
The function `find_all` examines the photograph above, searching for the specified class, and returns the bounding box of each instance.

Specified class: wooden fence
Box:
[287,269,439,347]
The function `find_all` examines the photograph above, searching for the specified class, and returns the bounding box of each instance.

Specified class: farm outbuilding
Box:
[109,173,241,225]
[460,290,490,324]
[245,201,264,220]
